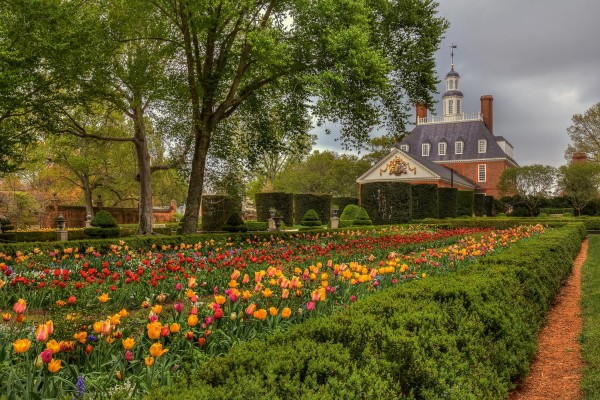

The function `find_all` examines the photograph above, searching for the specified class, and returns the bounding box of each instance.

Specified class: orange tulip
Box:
[12,338,31,353]
[73,332,87,344]
[170,323,180,334]
[2,313,10,322]
[13,298,26,314]
[149,342,169,358]
[122,337,135,350]
[46,339,60,354]
[97,293,110,303]
[253,308,267,320]
[147,321,162,339]
[261,288,273,298]
[151,305,163,315]
[119,309,129,318]
[144,356,155,366]
[36,324,49,342]
[187,314,199,327]
[281,307,292,319]
[48,359,62,373]
[245,303,257,315]
[101,319,112,335]
[214,295,226,305]
[269,307,278,317]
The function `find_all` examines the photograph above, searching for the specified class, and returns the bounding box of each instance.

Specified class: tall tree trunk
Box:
[133,106,154,235]
[82,175,94,218]
[181,127,211,234]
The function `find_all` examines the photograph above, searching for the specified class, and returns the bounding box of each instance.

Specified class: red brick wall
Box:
[439,160,513,198]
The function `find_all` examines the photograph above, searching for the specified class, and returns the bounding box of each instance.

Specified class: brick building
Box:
[358,62,518,198]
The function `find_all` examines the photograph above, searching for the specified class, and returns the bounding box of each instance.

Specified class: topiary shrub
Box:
[255,192,294,226]
[222,212,248,233]
[456,190,474,217]
[0,215,14,232]
[293,194,332,225]
[353,207,372,226]
[438,188,458,218]
[361,182,411,225]
[411,184,438,220]
[299,209,324,230]
[340,204,360,221]
[84,210,120,238]
[331,197,359,215]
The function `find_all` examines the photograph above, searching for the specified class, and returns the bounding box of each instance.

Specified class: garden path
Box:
[508,238,586,400]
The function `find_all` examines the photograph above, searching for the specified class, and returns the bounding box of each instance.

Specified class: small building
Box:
[358,60,518,198]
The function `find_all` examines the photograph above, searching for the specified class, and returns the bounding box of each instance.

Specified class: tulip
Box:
[197,337,206,346]
[116,371,122,380]
[68,296,77,305]
[101,320,112,335]
[149,314,159,323]
[13,338,31,353]
[214,308,223,320]
[262,288,273,298]
[40,349,53,364]
[125,350,134,362]
[214,295,226,305]
[156,293,166,303]
[97,293,110,303]
[253,309,267,320]
[36,324,49,342]
[306,302,315,311]
[175,283,183,291]
[122,337,135,350]
[46,320,54,335]
[229,293,238,303]
[144,356,155,366]
[173,303,184,313]
[119,309,129,318]
[281,307,292,319]
[170,323,180,334]
[185,331,194,341]
[46,340,60,354]
[147,321,162,339]
[48,359,62,373]
[187,314,199,327]
[85,344,93,354]
[151,305,163,315]
[13,298,26,314]
[73,332,87,344]
[269,307,278,317]
[149,342,169,357]
[3,313,11,322]
[245,303,257,316]
[230,312,237,321]
[160,325,170,337]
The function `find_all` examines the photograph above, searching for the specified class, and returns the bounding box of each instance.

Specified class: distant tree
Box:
[559,163,600,216]
[565,102,600,161]
[273,151,371,197]
[497,165,558,216]
[361,136,397,166]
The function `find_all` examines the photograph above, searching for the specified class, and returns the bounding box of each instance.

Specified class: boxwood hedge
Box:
[411,184,438,220]
[361,182,412,224]
[438,187,458,218]
[293,194,332,225]
[456,190,474,217]
[255,192,294,226]
[153,223,585,400]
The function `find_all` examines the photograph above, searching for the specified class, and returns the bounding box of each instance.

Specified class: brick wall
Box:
[440,160,513,198]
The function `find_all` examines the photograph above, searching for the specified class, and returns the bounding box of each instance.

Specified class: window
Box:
[438,142,446,156]
[448,100,454,114]
[422,143,430,156]
[478,139,487,153]
[400,144,409,152]
[457,100,461,114]
[455,141,463,155]
[478,164,487,182]
[449,80,453,90]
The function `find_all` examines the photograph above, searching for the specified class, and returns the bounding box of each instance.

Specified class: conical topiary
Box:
[85,210,120,238]
[91,210,118,228]
[353,207,372,226]
[340,204,360,222]
[300,209,322,227]
[222,212,248,232]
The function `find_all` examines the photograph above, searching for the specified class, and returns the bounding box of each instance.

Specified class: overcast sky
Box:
[314,0,600,167]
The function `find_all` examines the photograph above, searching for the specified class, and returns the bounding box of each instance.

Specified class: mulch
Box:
[509,238,587,400]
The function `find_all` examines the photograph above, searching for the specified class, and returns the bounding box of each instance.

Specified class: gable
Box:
[358,149,446,183]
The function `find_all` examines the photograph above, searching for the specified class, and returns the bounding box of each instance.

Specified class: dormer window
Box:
[422,143,430,157]
[478,139,487,153]
[438,142,446,156]
[455,141,463,155]
[400,144,409,152]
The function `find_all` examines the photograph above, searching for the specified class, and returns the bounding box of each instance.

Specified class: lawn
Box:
[581,234,600,399]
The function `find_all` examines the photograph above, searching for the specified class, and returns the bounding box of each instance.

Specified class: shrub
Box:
[484,195,494,216]
[456,190,474,217]
[438,188,458,218]
[473,193,485,217]
[353,207,372,226]
[90,210,118,228]
[361,182,411,225]
[538,213,549,218]
[244,221,268,231]
[293,194,332,225]
[222,212,248,233]
[83,227,121,239]
[255,192,294,226]
[0,215,14,232]
[497,213,507,217]
[564,212,573,217]
[331,197,359,214]
[539,207,575,216]
[411,184,438,220]
[299,209,324,231]
[202,195,240,232]
[340,204,361,222]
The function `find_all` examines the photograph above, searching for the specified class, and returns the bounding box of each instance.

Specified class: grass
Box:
[581,234,600,398]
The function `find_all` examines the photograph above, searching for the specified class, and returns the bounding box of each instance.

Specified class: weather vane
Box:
[450,43,457,66]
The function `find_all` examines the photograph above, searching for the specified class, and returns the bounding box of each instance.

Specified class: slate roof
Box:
[395,120,518,165]
[402,150,476,188]
[442,90,463,98]
[446,68,460,78]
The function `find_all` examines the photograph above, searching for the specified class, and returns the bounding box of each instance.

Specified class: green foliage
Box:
[539,207,575,215]
[361,182,412,225]
[202,195,240,232]
[438,188,458,218]
[0,215,13,231]
[473,193,485,217]
[498,165,558,215]
[559,163,600,215]
[222,212,248,233]
[244,221,268,232]
[484,195,494,216]
[152,224,585,399]
[300,209,322,226]
[340,204,361,221]
[352,207,372,226]
[91,210,118,228]
[456,190,474,217]
[537,213,548,218]
[581,235,600,399]
[84,227,120,239]
[293,194,332,225]
[331,197,359,214]
[411,184,438,220]
[255,192,294,226]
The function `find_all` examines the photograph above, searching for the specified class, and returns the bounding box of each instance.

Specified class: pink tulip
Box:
[40,349,53,364]
[306,302,315,311]
[173,303,183,313]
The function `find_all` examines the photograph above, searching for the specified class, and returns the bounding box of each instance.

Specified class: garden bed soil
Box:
[509,238,586,400]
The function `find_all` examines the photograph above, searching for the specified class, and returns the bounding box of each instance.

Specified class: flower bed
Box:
[0,224,552,398]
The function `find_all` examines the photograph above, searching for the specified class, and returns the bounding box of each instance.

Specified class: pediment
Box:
[357,148,441,183]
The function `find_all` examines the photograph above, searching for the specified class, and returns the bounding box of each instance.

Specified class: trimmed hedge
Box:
[438,187,458,218]
[244,221,268,232]
[202,195,240,232]
[456,190,474,217]
[154,223,585,399]
[255,192,294,226]
[473,193,486,217]
[411,184,438,220]
[84,210,120,238]
[361,182,412,225]
[294,194,332,225]
[484,195,494,216]
[331,197,359,213]
[352,207,372,226]
[222,212,248,233]
[539,207,575,215]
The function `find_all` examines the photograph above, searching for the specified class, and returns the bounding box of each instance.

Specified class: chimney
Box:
[572,152,588,164]
[480,95,493,133]
[415,103,427,124]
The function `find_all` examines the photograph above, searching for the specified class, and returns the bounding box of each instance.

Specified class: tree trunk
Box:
[181,127,211,234]
[82,175,94,218]
[133,106,154,235]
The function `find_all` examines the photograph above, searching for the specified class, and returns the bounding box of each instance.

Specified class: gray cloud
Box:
[315,0,600,167]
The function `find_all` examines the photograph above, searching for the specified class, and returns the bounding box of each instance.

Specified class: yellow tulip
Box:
[170,323,181,334]
[144,356,155,366]
[97,293,110,303]
[281,307,292,319]
[48,359,62,373]
[146,321,162,339]
[187,314,199,327]
[151,305,163,315]
[12,338,31,353]
[46,339,61,354]
[122,337,135,350]
[149,342,169,358]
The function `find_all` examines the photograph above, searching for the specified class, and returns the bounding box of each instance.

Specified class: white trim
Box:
[422,143,430,157]
[478,139,487,153]
[455,141,463,155]
[438,142,446,156]
[432,157,519,167]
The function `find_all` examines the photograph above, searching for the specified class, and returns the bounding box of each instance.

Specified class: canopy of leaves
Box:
[498,165,558,214]
[559,162,600,214]
[565,102,600,161]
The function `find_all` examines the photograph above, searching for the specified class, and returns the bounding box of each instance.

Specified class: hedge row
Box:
[438,187,458,218]
[539,207,575,215]
[255,192,294,226]
[202,195,241,232]
[154,223,585,399]
[411,184,438,220]
[331,196,359,213]
[361,182,412,224]
[293,194,332,225]
[456,190,474,217]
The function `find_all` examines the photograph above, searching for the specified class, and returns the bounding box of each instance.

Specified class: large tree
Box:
[565,101,600,161]
[148,0,448,233]
[559,163,600,216]
[497,165,558,216]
